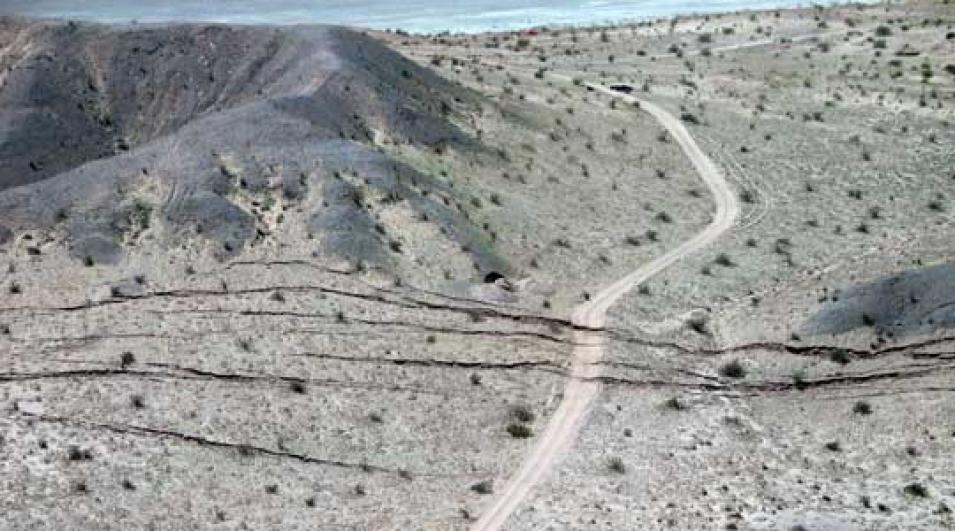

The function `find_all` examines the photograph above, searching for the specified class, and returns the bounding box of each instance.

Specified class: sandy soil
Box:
[1,1,953,529]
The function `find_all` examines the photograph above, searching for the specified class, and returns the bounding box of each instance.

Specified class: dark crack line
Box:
[0,283,594,334]
[0,366,442,395]
[289,351,566,375]
[225,259,518,312]
[592,362,955,392]
[16,412,409,476]
[605,331,955,360]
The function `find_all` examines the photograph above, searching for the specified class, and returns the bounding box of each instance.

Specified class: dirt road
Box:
[472,85,740,530]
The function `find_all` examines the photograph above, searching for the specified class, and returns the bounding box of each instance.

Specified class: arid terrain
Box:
[1,1,954,529]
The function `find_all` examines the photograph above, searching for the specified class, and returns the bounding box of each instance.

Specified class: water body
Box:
[1,0,828,33]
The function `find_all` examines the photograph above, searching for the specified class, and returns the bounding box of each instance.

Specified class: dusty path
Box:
[472,86,740,530]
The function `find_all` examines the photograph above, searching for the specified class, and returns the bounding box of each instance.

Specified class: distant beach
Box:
[0,0,829,33]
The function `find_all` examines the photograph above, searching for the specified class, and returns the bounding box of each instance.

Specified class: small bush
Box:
[67,445,93,461]
[471,480,494,494]
[825,441,842,452]
[853,401,873,415]
[120,351,136,368]
[130,395,145,409]
[903,483,929,498]
[830,349,852,365]
[607,456,626,474]
[688,315,709,334]
[664,397,686,410]
[714,253,735,267]
[511,405,535,423]
[720,360,746,379]
[506,423,533,439]
[680,113,700,124]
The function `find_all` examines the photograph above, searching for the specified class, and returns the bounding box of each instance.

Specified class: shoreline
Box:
[0,0,883,37]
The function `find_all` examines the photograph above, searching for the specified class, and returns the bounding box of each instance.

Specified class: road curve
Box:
[472,84,739,530]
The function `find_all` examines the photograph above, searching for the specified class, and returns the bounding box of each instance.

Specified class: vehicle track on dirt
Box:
[473,84,740,530]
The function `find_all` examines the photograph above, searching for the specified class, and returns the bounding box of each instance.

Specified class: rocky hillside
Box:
[0,18,506,275]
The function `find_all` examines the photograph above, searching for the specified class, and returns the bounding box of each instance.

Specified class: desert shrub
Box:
[120,351,136,368]
[664,397,686,410]
[825,441,842,452]
[681,113,700,124]
[8,282,21,295]
[720,360,746,378]
[290,380,307,394]
[830,349,851,365]
[714,253,735,267]
[472,480,493,494]
[875,25,892,37]
[792,369,808,390]
[655,212,672,223]
[687,315,709,334]
[130,395,145,409]
[67,445,93,461]
[853,401,873,415]
[903,483,929,498]
[607,457,626,474]
[506,423,533,438]
[511,405,535,423]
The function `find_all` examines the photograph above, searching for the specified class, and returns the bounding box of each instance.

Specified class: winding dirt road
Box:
[473,85,740,530]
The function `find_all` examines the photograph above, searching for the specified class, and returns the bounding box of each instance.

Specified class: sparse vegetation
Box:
[506,422,533,439]
[720,360,746,379]
[607,456,626,474]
